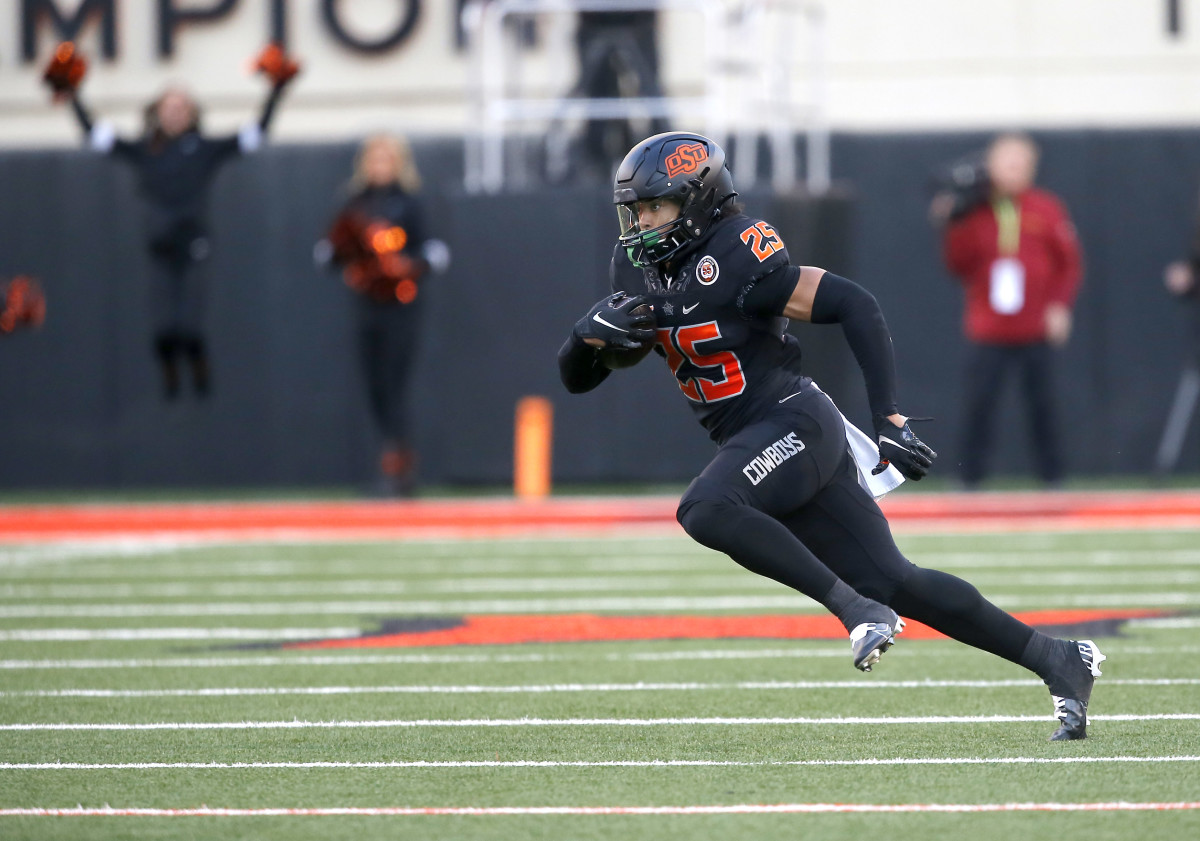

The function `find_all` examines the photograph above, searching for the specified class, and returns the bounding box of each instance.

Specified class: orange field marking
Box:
[284,608,1165,649]
[2,490,1200,543]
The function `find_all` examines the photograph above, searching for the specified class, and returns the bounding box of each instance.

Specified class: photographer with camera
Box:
[930,132,1083,489]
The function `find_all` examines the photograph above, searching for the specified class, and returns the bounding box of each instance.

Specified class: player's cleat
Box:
[850,611,904,672]
[1046,639,1106,741]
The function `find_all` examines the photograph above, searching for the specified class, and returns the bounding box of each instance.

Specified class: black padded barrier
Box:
[2,128,1199,488]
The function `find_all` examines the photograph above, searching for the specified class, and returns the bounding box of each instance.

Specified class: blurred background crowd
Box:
[3,0,1200,496]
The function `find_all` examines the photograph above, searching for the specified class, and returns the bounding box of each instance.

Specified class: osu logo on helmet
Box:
[664,142,708,178]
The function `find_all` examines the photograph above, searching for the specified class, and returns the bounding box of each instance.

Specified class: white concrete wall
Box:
[822,0,1200,130]
[1,0,1199,148]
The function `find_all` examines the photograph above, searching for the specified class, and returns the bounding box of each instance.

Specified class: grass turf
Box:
[0,525,1197,840]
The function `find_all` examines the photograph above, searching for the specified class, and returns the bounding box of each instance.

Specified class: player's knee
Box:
[677,496,720,542]
[677,483,740,549]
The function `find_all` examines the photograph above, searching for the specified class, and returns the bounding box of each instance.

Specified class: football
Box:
[598,302,656,369]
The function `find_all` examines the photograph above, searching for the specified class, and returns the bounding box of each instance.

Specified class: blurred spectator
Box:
[1162,217,1200,361]
[1154,217,1200,474]
[315,135,450,496]
[932,132,1084,489]
[47,42,296,400]
[572,7,666,177]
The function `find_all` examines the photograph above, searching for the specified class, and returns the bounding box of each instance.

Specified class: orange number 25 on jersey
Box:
[740,222,784,262]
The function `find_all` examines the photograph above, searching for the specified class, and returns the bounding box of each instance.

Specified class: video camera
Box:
[930,150,991,221]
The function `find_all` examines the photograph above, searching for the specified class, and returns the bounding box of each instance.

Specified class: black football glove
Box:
[871,415,937,481]
[573,292,655,350]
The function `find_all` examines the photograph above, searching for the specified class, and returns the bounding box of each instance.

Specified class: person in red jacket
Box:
[933,132,1083,488]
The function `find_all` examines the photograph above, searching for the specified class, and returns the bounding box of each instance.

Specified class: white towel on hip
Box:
[839,411,905,499]
[811,382,905,499]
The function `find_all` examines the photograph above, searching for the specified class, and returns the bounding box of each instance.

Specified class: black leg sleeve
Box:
[784,466,1036,667]
[889,567,1034,665]
[677,493,840,604]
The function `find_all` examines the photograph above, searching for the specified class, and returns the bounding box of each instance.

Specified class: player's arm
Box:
[558,292,655,393]
[558,333,611,394]
[740,264,898,421]
[783,267,902,422]
[750,266,935,479]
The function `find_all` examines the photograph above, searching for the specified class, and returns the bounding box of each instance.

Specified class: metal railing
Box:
[461,0,829,194]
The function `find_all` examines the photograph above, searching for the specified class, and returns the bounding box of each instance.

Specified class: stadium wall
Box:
[4,1,1200,149]
[1,127,1198,489]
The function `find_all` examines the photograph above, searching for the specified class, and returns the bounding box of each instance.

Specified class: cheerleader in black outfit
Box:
[317,135,450,496]
[45,42,298,399]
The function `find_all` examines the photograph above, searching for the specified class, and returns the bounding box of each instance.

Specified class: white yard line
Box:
[921,550,1200,568]
[6,552,1200,582]
[0,575,770,599]
[0,557,718,579]
[0,628,361,642]
[5,540,1200,577]
[2,802,1198,816]
[0,649,852,668]
[3,678,1197,699]
[3,713,1198,732]
[0,597,824,618]
[0,535,698,569]
[4,645,1196,670]
[1129,617,1200,629]
[2,590,1197,618]
[3,756,1199,771]
[4,570,1199,600]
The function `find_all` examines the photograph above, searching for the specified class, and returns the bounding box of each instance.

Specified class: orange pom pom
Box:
[43,42,87,97]
[253,43,300,87]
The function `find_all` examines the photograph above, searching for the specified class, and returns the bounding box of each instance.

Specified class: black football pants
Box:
[676,387,1035,665]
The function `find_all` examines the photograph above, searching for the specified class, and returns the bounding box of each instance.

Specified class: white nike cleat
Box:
[850,612,904,672]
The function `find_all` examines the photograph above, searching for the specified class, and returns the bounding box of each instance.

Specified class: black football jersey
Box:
[611,213,809,444]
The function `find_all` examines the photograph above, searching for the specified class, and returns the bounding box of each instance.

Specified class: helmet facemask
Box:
[616,199,691,268]
[617,173,733,269]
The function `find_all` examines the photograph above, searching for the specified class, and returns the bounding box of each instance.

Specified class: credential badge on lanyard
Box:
[989,198,1024,315]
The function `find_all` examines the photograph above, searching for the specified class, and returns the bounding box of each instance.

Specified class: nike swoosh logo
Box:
[778,391,804,404]
[682,303,700,314]
[592,312,628,333]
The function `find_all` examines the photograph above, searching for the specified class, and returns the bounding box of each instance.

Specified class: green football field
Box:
[1,521,1198,840]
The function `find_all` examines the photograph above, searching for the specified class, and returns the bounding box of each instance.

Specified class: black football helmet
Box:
[613,132,737,268]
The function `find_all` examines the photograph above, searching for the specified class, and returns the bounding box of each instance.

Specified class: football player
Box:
[558,132,1104,741]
